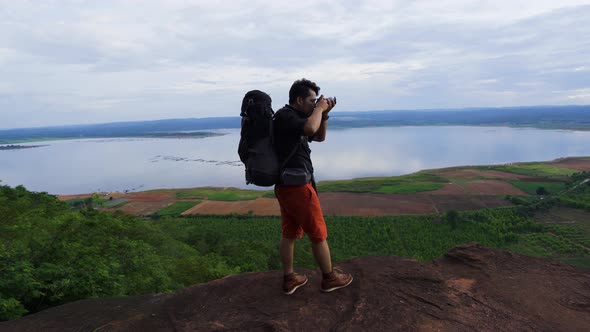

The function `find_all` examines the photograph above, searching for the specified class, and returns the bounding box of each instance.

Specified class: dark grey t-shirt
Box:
[273,104,314,173]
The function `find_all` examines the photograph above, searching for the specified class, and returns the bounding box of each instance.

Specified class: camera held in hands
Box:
[316,96,336,106]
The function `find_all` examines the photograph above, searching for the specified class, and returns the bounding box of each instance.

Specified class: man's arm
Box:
[312,118,328,142]
[303,96,335,138]
[303,107,325,136]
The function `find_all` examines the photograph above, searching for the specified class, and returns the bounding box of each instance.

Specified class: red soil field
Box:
[180,191,515,217]
[57,194,94,200]
[319,193,437,216]
[428,183,467,195]
[119,191,176,202]
[516,177,567,183]
[459,180,527,195]
[433,169,522,180]
[103,201,175,215]
[182,198,280,216]
[550,158,590,171]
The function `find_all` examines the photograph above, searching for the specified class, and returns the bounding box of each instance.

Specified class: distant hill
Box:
[330,105,590,129]
[1,105,589,143]
[0,117,237,143]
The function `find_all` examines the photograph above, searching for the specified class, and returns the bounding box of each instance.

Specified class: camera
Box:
[316,96,336,105]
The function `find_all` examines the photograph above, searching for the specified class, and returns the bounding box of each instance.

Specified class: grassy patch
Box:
[559,257,590,270]
[175,187,271,201]
[65,194,107,208]
[158,207,590,269]
[484,163,576,177]
[504,225,590,271]
[509,181,567,195]
[102,198,129,208]
[154,201,200,216]
[557,183,590,210]
[374,182,444,194]
[528,197,590,270]
[262,191,276,198]
[109,201,130,209]
[65,198,85,207]
[317,172,448,193]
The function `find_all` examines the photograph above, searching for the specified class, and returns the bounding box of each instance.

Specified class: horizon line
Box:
[1,103,588,132]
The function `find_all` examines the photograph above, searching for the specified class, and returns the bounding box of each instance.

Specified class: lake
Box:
[1,126,590,195]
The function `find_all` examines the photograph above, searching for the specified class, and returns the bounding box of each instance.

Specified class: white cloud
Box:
[566,88,590,100]
[477,79,499,84]
[0,0,589,128]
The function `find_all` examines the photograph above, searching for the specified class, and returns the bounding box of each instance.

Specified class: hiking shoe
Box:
[283,273,308,295]
[321,268,353,293]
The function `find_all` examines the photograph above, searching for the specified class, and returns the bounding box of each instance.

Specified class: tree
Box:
[536,187,548,195]
[444,210,460,230]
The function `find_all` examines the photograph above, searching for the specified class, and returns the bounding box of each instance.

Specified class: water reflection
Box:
[1,126,589,194]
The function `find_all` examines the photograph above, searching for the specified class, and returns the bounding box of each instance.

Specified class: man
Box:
[274,78,353,295]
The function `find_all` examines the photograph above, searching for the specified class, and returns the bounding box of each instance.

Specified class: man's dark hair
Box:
[289,78,320,104]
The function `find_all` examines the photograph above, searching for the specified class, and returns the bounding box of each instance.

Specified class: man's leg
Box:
[280,238,296,275]
[280,237,308,295]
[311,240,332,274]
[312,239,353,292]
[276,185,308,295]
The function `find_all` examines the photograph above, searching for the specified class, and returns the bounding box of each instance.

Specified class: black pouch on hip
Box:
[280,167,311,186]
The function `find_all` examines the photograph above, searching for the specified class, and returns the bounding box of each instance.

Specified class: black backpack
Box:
[238,90,298,187]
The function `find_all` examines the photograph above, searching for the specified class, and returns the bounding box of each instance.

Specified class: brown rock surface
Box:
[2,244,589,332]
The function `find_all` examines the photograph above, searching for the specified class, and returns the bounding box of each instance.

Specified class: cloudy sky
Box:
[1,0,589,129]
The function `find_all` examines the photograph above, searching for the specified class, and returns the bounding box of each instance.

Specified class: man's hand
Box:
[304,94,335,136]
[316,95,336,113]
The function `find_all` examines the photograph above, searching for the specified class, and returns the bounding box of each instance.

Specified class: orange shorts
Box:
[274,183,327,244]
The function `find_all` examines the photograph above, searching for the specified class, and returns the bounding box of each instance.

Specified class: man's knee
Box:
[310,238,328,246]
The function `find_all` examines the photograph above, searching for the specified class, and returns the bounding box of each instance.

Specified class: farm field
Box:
[57,157,590,217]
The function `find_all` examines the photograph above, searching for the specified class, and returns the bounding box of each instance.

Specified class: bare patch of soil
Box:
[319,193,436,216]
[57,194,94,200]
[182,198,280,216]
[516,177,568,183]
[121,192,176,202]
[104,201,175,215]
[429,183,467,195]
[550,158,590,171]
[460,180,527,195]
[435,169,522,180]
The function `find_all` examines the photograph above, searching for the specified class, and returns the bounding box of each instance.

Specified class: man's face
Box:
[299,89,318,115]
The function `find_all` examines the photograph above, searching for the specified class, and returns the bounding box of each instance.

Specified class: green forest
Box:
[1,172,589,321]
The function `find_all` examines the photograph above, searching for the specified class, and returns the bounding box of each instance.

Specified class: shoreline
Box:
[0,144,47,150]
[54,156,589,198]
[0,132,225,145]
[2,123,590,144]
